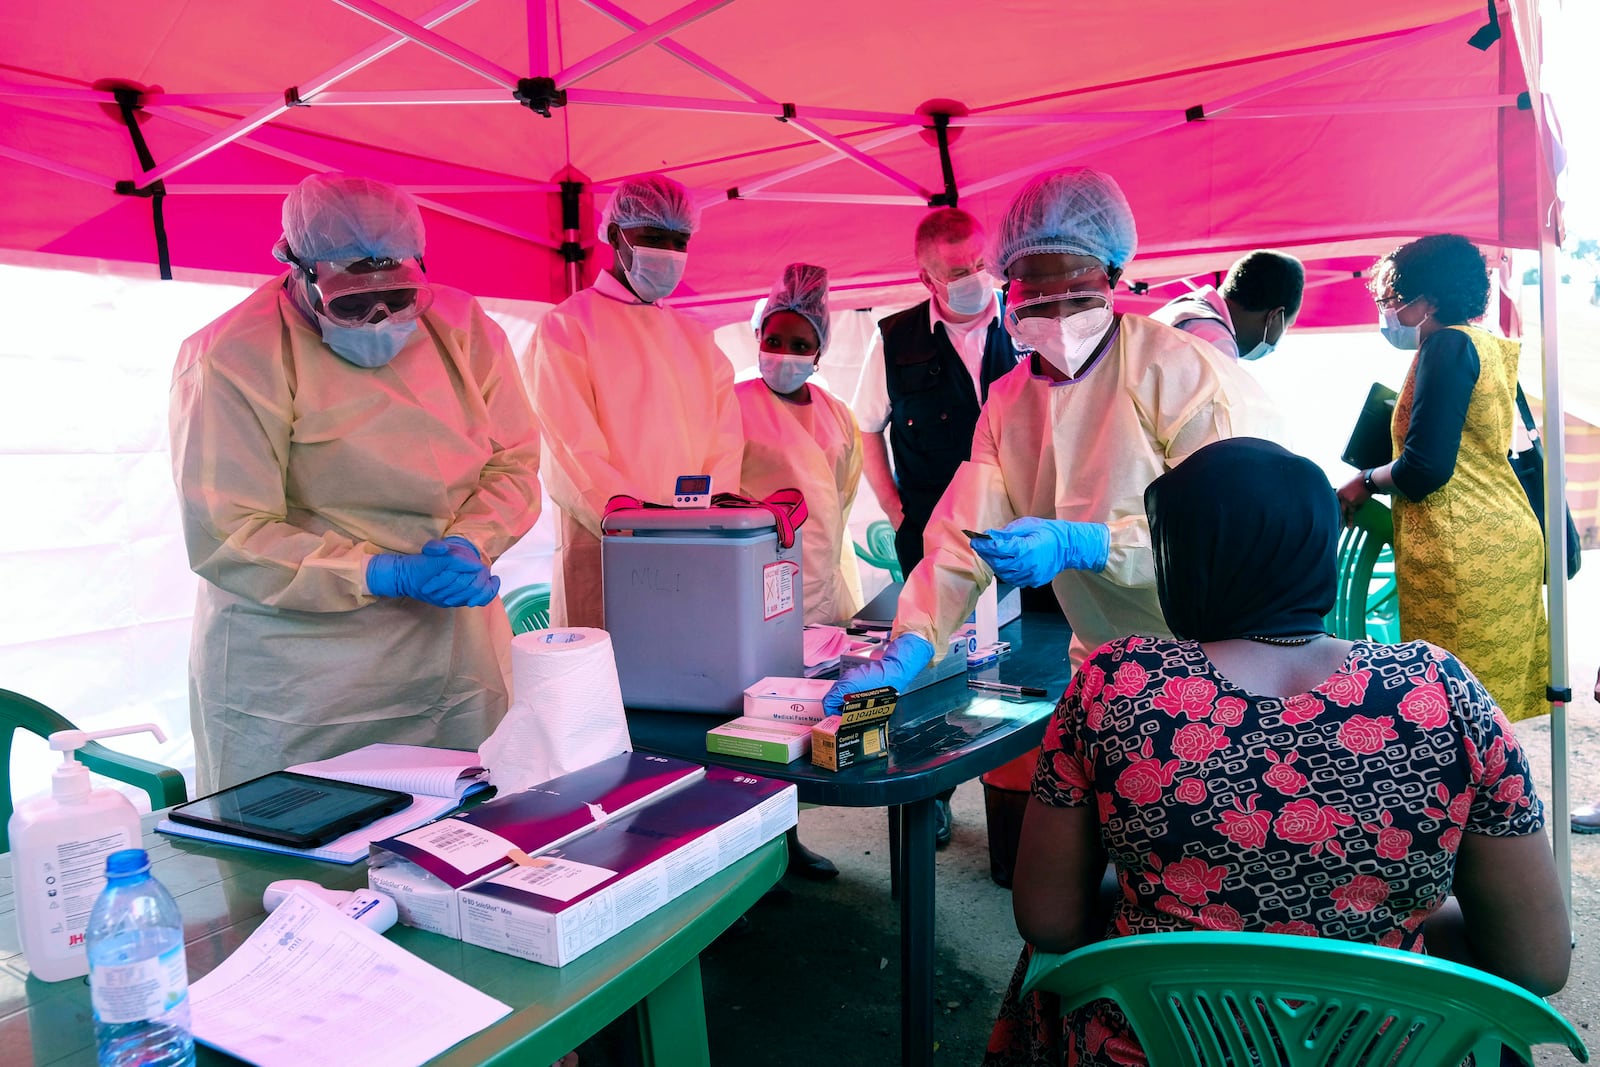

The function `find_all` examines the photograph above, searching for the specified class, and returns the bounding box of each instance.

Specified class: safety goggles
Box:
[307,257,433,327]
[1004,290,1112,330]
[1003,263,1109,305]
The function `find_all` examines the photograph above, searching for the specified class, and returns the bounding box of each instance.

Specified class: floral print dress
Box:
[984,637,1544,1067]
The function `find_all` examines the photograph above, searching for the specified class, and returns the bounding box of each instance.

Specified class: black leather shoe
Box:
[1572,803,1600,834]
[934,797,953,848]
[787,829,840,880]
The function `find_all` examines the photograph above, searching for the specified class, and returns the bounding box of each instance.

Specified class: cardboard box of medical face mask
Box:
[811,685,897,771]
[742,676,835,724]
[368,752,704,937]
[705,716,812,763]
[458,768,797,966]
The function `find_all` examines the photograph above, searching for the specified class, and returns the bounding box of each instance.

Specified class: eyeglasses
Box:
[1374,293,1409,310]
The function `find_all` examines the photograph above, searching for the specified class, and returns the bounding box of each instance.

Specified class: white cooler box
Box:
[602,506,804,713]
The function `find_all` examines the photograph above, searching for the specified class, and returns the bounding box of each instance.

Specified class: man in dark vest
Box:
[854,208,1022,576]
[852,207,1021,847]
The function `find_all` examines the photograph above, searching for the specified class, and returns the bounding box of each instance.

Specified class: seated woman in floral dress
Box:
[985,437,1570,1067]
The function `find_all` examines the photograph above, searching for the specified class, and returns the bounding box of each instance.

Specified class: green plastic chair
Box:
[0,688,189,852]
[1022,932,1588,1066]
[502,582,552,634]
[853,519,904,583]
[1327,499,1399,643]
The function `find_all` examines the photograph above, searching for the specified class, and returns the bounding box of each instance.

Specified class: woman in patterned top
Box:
[1336,235,1548,722]
[985,437,1569,1067]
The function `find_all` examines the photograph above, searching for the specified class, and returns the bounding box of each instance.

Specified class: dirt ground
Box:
[577,554,1600,1066]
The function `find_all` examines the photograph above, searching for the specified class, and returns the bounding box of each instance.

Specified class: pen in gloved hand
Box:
[962,529,993,541]
[968,679,1048,697]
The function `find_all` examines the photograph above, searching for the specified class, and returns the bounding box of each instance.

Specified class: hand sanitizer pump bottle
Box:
[8,723,167,981]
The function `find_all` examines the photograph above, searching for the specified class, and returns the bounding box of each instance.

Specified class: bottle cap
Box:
[105,849,151,879]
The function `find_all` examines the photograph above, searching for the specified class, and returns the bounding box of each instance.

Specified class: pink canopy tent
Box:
[0,0,1548,327]
[0,0,1578,893]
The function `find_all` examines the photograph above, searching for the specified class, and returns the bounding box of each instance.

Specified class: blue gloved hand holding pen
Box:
[969,517,1109,587]
[822,633,935,717]
[366,536,501,607]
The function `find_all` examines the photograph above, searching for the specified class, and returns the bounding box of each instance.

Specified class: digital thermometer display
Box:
[673,474,712,507]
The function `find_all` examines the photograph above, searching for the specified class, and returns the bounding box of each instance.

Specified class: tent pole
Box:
[331,0,517,87]
[1535,103,1574,915]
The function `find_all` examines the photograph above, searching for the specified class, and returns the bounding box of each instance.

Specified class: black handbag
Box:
[1511,385,1582,582]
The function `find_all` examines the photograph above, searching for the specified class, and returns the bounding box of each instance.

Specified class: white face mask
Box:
[1241,310,1284,360]
[758,351,816,395]
[620,234,687,303]
[1379,305,1421,350]
[940,270,994,317]
[1005,294,1114,377]
[317,312,418,367]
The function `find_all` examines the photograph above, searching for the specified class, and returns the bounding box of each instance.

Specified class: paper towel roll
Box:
[478,628,632,794]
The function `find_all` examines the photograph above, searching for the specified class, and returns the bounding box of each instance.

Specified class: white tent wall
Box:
[0,260,557,805]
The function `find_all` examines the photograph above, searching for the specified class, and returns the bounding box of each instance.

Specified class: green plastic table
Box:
[0,810,787,1065]
[627,613,1073,1067]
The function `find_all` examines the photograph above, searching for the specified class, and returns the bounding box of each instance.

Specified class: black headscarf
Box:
[1144,437,1339,642]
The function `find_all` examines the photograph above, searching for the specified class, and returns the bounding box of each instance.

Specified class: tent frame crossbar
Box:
[555,0,734,87]
[965,10,1477,197]
[134,0,480,188]
[582,0,930,198]
[331,0,518,88]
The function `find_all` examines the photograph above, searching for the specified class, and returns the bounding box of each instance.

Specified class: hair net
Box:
[994,167,1137,275]
[756,263,831,353]
[276,173,426,265]
[598,174,700,240]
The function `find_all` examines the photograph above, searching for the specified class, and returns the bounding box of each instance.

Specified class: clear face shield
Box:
[305,257,434,327]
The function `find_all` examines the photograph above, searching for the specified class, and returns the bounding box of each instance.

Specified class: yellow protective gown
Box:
[735,378,866,626]
[893,313,1282,670]
[170,276,542,791]
[528,275,744,628]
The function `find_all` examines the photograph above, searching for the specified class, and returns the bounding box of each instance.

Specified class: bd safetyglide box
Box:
[458,768,797,966]
[811,686,898,771]
[368,752,703,937]
[602,507,804,714]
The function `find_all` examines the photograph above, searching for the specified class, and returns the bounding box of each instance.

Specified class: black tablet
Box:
[168,771,412,848]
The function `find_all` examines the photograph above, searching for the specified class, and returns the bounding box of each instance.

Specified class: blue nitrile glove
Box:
[970,517,1110,587]
[417,537,501,607]
[366,537,500,607]
[822,633,936,717]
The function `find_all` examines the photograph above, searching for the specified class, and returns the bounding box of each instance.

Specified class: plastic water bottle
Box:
[85,849,195,1067]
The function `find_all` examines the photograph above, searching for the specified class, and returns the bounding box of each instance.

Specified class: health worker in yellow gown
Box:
[736,263,865,627]
[823,170,1281,882]
[170,174,542,791]
[527,174,743,627]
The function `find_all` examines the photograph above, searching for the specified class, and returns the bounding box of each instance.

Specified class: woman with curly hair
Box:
[1338,234,1549,722]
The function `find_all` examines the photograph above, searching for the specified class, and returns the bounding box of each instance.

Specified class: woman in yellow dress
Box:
[1337,234,1547,721]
